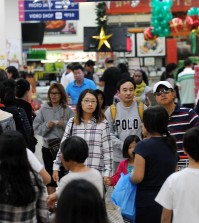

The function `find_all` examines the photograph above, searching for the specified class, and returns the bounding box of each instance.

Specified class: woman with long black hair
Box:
[131,105,177,223]
[0,131,48,222]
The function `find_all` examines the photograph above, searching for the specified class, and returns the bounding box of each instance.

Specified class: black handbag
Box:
[47,138,61,159]
[47,118,74,159]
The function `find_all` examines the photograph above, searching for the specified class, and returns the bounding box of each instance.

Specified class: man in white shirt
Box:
[60,64,74,90]
[155,127,199,223]
[176,58,195,108]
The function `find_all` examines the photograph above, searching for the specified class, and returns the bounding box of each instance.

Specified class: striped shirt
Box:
[168,105,199,153]
[0,173,48,223]
[53,117,113,177]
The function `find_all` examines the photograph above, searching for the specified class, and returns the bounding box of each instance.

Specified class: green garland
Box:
[95,2,107,31]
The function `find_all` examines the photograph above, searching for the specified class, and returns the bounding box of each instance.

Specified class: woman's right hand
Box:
[53,170,59,182]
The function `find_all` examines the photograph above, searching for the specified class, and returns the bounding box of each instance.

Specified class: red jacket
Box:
[111,159,129,186]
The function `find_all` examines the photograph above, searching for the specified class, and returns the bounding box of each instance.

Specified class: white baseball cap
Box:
[153,81,173,93]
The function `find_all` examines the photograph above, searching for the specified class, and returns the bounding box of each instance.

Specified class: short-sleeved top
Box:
[168,105,199,153]
[155,168,199,223]
[26,148,43,173]
[57,168,103,198]
[66,78,96,105]
[100,67,121,106]
[134,137,177,207]
[177,67,195,104]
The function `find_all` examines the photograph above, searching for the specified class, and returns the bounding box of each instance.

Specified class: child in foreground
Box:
[47,136,103,210]
[155,127,199,223]
[105,135,140,186]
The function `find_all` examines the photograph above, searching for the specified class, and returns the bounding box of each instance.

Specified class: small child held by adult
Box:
[105,135,140,186]
[155,127,199,223]
[47,136,103,209]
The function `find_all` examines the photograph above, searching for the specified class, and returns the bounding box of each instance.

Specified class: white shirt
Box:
[57,168,103,198]
[0,110,13,121]
[60,71,74,90]
[155,168,199,223]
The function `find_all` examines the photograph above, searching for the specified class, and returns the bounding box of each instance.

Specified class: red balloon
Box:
[144,27,158,40]
[185,16,193,30]
[185,15,199,30]
[192,19,199,29]
[169,18,184,33]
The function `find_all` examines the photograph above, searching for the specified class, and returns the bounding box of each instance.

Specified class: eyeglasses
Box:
[50,92,61,96]
[154,89,173,96]
[82,99,97,105]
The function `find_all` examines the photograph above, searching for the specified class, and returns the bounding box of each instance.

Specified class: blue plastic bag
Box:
[111,173,137,221]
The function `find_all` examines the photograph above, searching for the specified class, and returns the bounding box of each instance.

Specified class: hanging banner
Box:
[45,20,77,35]
[18,0,79,21]
[105,0,199,14]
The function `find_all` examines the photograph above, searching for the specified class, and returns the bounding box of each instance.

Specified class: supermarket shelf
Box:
[27,59,45,61]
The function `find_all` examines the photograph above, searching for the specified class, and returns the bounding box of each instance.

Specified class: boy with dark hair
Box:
[48,136,103,209]
[155,127,199,223]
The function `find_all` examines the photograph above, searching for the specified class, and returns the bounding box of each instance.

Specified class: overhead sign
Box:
[18,0,79,21]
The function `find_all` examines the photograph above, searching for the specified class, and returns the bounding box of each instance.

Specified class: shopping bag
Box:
[111,173,137,221]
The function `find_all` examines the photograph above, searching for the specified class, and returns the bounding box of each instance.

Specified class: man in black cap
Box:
[84,59,95,81]
[97,57,121,106]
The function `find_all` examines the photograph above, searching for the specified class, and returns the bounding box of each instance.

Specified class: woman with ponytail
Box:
[131,105,177,223]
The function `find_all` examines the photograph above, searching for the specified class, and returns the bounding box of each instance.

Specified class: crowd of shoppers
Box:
[1,58,199,223]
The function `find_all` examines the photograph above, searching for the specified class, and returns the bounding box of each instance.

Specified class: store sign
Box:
[18,0,79,21]
[106,0,199,14]
[46,51,96,62]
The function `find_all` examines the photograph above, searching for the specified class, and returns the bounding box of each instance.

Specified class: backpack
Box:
[0,116,16,132]
[17,107,37,153]
[110,101,144,122]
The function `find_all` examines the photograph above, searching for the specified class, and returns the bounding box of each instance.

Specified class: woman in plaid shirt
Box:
[0,131,48,222]
[53,89,113,184]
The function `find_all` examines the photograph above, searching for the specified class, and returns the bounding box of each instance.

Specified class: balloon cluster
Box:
[185,8,199,31]
[151,0,173,37]
[144,4,199,54]
[186,8,199,54]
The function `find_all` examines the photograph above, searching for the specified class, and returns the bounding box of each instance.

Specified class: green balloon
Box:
[161,19,168,27]
[164,27,171,36]
[165,13,173,21]
[165,0,173,8]
[188,8,196,16]
[153,6,162,14]
[152,19,159,27]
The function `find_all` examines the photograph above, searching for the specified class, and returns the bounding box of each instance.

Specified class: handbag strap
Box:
[69,118,74,136]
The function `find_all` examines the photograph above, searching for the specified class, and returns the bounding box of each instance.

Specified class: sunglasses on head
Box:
[154,89,173,96]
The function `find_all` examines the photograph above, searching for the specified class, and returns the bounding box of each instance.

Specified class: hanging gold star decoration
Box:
[92,27,113,50]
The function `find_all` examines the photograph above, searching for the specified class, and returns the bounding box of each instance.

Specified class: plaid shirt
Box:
[53,117,113,177]
[0,173,48,223]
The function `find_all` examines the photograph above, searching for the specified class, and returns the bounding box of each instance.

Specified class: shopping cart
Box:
[177,155,189,171]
